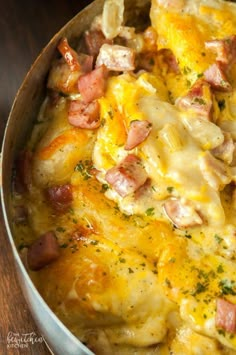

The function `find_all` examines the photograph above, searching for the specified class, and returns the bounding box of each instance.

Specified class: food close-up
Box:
[7,0,236,353]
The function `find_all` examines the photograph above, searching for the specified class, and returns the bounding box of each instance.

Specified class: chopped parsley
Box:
[167,186,174,193]
[219,279,236,295]
[214,234,223,244]
[100,184,109,193]
[217,264,224,274]
[192,282,208,296]
[74,160,94,180]
[145,207,155,216]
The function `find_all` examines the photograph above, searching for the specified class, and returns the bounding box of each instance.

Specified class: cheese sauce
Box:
[11,0,236,353]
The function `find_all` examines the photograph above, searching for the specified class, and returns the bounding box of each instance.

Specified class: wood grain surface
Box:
[0,1,92,354]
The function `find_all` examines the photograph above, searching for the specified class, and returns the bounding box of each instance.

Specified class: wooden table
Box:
[0,1,92,354]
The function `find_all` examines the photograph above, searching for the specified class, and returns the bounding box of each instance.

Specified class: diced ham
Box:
[84,30,112,57]
[57,38,80,71]
[176,79,213,119]
[205,35,236,65]
[199,151,232,191]
[78,65,107,103]
[125,120,152,150]
[46,184,73,213]
[68,100,100,129]
[204,62,232,92]
[216,298,236,334]
[211,132,235,165]
[27,231,60,271]
[96,44,135,71]
[105,154,148,197]
[158,48,179,74]
[163,198,203,229]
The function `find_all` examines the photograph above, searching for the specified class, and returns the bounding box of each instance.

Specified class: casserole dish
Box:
[2,0,236,354]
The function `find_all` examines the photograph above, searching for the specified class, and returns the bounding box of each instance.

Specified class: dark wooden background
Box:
[0,1,92,354]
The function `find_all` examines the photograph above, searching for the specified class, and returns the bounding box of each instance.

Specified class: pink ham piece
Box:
[205,35,236,65]
[125,120,152,150]
[96,44,135,71]
[27,231,60,271]
[68,100,100,129]
[163,198,203,229]
[216,298,236,334]
[78,53,94,73]
[78,65,107,103]
[176,79,213,119]
[204,62,232,92]
[57,38,80,72]
[105,154,148,197]
[46,184,73,213]
[84,30,112,57]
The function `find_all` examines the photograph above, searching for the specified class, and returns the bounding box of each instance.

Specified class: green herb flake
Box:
[185,234,192,239]
[193,97,206,105]
[145,207,155,216]
[219,279,236,295]
[217,264,224,274]
[192,282,208,296]
[128,267,134,274]
[119,257,126,263]
[167,186,174,193]
[165,278,172,288]
[56,226,66,233]
[169,257,176,263]
[74,160,94,180]
[214,234,223,244]
[100,184,109,193]
[60,243,68,249]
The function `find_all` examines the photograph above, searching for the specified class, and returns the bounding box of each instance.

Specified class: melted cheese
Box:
[11,0,236,354]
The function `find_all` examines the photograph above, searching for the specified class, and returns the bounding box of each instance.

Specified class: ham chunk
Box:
[163,198,203,229]
[46,184,73,212]
[205,35,236,65]
[84,30,112,57]
[27,231,60,271]
[125,120,152,150]
[105,154,148,197]
[96,44,135,71]
[199,151,232,191]
[68,100,100,129]
[216,298,236,334]
[78,65,107,103]
[204,62,232,92]
[176,79,213,119]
